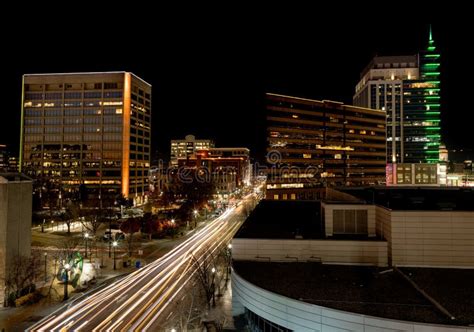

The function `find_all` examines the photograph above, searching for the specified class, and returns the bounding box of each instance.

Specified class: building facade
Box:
[20,72,151,201]
[266,93,386,200]
[170,135,214,166]
[0,174,33,306]
[386,163,447,186]
[354,27,441,164]
[0,145,9,172]
[177,147,250,195]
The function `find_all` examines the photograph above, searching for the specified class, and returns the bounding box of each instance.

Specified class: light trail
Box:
[28,193,257,331]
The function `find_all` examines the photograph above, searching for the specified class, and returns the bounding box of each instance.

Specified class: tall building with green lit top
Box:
[354,26,441,164]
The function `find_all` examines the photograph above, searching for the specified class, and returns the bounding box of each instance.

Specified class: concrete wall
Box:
[323,203,376,237]
[388,210,474,268]
[0,178,33,306]
[232,238,388,266]
[232,271,473,332]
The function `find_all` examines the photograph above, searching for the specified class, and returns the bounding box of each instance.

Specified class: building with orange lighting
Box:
[266,93,386,200]
[177,147,251,195]
[19,72,151,202]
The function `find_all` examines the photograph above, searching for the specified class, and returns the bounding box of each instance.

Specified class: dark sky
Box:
[2,22,472,162]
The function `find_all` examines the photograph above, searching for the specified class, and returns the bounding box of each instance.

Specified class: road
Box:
[28,193,257,331]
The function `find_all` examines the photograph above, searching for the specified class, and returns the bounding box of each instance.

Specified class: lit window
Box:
[292,114,299,119]
[303,154,312,159]
[360,130,367,135]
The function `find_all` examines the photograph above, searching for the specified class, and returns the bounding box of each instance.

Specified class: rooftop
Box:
[234,261,474,326]
[0,173,33,183]
[340,187,474,211]
[234,200,323,239]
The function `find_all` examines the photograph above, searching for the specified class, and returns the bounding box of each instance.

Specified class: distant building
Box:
[386,163,447,186]
[170,135,214,166]
[0,173,33,306]
[447,160,474,187]
[266,93,386,200]
[354,27,441,163]
[20,72,151,202]
[0,145,9,172]
[177,147,250,195]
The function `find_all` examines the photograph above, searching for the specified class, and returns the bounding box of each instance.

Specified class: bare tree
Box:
[120,217,141,257]
[81,209,104,259]
[3,254,41,306]
[167,285,205,332]
[192,250,219,311]
[63,199,81,235]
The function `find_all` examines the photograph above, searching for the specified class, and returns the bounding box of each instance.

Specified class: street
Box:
[27,193,257,331]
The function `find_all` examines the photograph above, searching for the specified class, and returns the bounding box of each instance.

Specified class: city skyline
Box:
[2,23,472,162]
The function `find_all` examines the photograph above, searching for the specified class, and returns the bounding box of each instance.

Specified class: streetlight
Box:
[112,241,118,270]
[193,210,198,228]
[171,219,175,224]
[44,252,48,283]
[84,232,89,259]
[211,267,216,307]
[63,263,71,301]
[226,244,232,283]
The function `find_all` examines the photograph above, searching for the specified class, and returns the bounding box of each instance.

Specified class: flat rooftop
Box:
[340,187,474,211]
[234,261,474,326]
[234,200,323,239]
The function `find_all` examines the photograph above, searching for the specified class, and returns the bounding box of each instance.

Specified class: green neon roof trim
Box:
[423,63,440,67]
[427,47,436,51]
[425,96,440,99]
[426,104,441,107]
[424,72,440,75]
[425,81,440,84]
[426,112,441,115]
[427,134,441,137]
[425,54,440,58]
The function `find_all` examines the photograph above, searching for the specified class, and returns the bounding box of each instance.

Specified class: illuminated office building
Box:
[20,72,151,200]
[170,134,214,166]
[354,26,441,163]
[266,93,386,200]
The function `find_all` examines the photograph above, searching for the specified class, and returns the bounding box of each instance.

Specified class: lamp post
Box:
[63,263,71,301]
[112,241,118,270]
[44,252,48,283]
[193,209,198,228]
[226,243,232,283]
[42,218,45,233]
[84,232,89,259]
[211,267,216,307]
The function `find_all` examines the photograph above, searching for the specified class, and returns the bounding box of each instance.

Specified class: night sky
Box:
[2,22,472,162]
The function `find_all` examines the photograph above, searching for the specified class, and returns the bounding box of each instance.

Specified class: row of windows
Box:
[26,108,124,117]
[25,117,123,125]
[25,134,122,142]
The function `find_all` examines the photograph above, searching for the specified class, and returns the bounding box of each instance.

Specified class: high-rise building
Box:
[354,26,441,163]
[170,134,214,166]
[20,72,151,201]
[266,93,386,200]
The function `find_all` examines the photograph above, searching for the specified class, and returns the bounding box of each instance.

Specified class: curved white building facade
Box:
[232,271,472,332]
